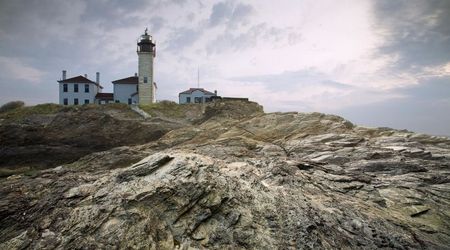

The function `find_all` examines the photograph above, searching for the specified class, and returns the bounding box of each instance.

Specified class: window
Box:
[194,97,202,103]
[74,84,79,93]
[205,97,211,103]
[115,100,120,103]
[128,98,132,105]
[74,98,79,105]
[186,97,191,103]
[144,76,148,83]
[63,98,68,105]
[84,99,89,104]
[63,84,68,92]
[84,84,89,93]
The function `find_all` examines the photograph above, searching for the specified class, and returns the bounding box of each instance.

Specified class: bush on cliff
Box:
[0,101,25,113]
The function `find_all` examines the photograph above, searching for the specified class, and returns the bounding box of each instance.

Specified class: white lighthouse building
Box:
[137,28,157,104]
[58,29,157,105]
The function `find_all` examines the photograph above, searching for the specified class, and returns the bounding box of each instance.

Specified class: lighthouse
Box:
[137,28,156,104]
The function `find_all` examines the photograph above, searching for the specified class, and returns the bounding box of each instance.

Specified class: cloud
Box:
[171,0,187,5]
[400,76,450,100]
[0,56,54,104]
[225,68,403,113]
[208,1,254,27]
[209,2,233,27]
[164,28,203,51]
[0,0,89,43]
[81,0,148,29]
[337,76,450,136]
[229,2,254,26]
[373,0,450,71]
[230,69,354,91]
[0,56,46,83]
[205,23,285,54]
[149,16,166,32]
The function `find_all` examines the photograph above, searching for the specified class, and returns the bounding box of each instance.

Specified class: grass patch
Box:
[139,100,189,118]
[69,103,131,112]
[0,103,63,120]
[0,102,135,121]
[102,103,131,110]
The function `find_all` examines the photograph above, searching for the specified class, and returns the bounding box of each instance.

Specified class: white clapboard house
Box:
[57,71,104,105]
[178,88,217,104]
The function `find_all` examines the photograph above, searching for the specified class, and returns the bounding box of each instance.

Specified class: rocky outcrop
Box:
[0,102,449,249]
[0,101,264,175]
[0,105,185,173]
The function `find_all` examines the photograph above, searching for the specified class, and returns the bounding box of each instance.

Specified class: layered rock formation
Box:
[1,101,449,249]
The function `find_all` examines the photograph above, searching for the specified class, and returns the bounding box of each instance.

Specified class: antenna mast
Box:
[197,66,200,88]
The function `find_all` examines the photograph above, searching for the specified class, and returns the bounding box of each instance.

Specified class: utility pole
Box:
[197,66,200,88]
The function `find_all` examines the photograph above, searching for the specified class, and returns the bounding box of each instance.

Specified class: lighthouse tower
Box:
[137,28,156,104]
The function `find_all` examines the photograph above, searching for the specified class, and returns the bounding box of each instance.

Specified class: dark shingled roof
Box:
[112,76,138,84]
[58,75,103,88]
[95,93,114,100]
[179,88,215,95]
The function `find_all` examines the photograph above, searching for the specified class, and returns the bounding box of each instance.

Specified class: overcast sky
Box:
[0,0,449,136]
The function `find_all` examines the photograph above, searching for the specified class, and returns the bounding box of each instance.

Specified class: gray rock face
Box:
[1,103,449,249]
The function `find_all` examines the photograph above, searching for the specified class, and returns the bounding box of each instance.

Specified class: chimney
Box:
[134,72,138,77]
[96,72,100,84]
[214,90,217,96]
[62,70,66,80]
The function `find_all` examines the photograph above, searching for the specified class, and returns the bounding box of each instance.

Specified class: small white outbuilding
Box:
[178,88,217,104]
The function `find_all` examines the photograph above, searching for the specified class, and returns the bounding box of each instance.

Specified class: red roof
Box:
[58,75,103,88]
[179,88,215,95]
[95,93,114,100]
[112,76,138,84]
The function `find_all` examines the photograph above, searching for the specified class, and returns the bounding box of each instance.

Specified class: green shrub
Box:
[0,101,25,113]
